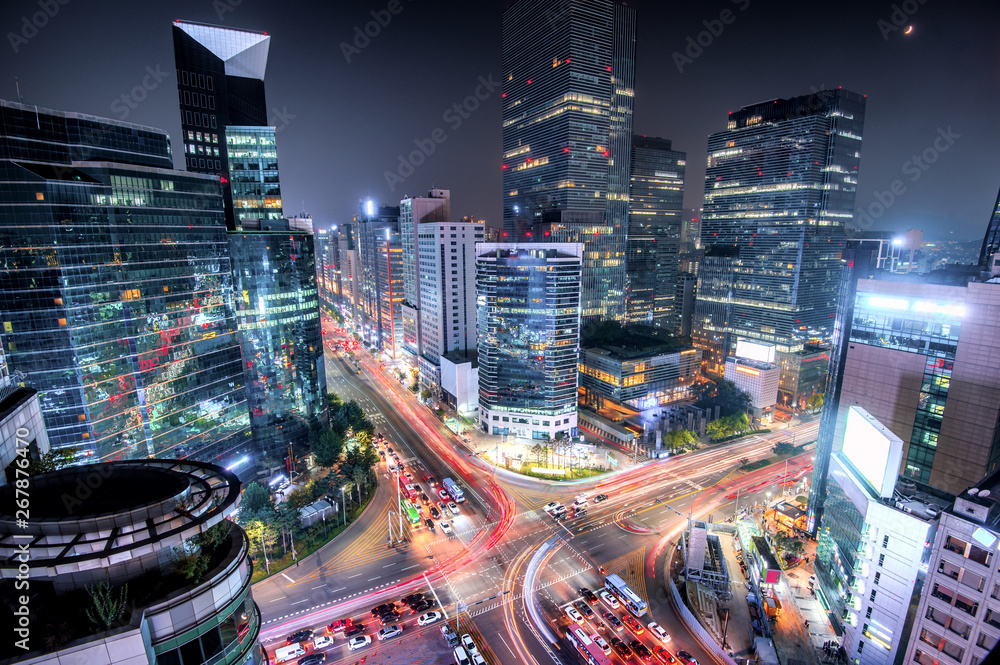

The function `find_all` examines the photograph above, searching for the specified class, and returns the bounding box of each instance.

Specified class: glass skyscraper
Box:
[227,126,282,227]
[172,20,270,229]
[399,189,450,363]
[355,205,403,358]
[977,185,1000,267]
[502,0,636,324]
[0,100,252,466]
[228,218,325,460]
[477,243,582,441]
[694,89,866,383]
[626,136,686,330]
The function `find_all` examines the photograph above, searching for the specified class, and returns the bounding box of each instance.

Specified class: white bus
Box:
[604,573,648,617]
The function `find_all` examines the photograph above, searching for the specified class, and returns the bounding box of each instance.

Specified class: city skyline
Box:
[2,0,997,239]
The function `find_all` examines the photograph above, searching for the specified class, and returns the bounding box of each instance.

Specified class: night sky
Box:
[2,0,998,239]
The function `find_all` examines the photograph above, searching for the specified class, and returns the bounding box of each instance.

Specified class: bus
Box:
[604,574,648,617]
[400,498,420,525]
[442,477,465,503]
[566,627,612,665]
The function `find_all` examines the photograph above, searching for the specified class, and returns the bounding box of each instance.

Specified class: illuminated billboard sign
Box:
[866,295,966,318]
[840,406,904,499]
[735,340,776,364]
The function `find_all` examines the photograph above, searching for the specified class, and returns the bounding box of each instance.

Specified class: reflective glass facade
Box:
[695,89,866,370]
[355,206,403,358]
[626,136,685,330]
[226,126,282,227]
[477,243,582,440]
[228,224,325,459]
[0,101,252,467]
[502,0,635,323]
[978,186,1000,267]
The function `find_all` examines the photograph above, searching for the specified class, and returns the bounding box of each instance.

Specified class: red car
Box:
[623,615,644,634]
[327,618,352,633]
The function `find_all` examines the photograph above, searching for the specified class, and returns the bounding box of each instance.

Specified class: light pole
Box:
[341,486,347,526]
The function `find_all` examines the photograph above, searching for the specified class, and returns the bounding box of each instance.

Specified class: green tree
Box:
[314,429,345,468]
[706,419,730,440]
[694,379,752,417]
[84,575,129,631]
[420,389,432,401]
[27,447,78,476]
[666,429,697,451]
[241,481,274,514]
[772,442,796,456]
[171,545,210,583]
[285,487,313,511]
[530,443,544,465]
[807,393,825,411]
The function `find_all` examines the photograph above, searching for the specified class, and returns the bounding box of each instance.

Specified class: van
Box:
[275,644,305,662]
[454,646,471,665]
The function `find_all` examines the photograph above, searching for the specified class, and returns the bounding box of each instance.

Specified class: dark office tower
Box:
[227,125,282,227]
[694,89,866,399]
[355,204,403,358]
[977,185,1000,266]
[502,0,636,324]
[172,20,270,229]
[228,217,325,461]
[0,100,252,468]
[625,136,686,330]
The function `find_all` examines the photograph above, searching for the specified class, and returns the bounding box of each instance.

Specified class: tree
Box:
[772,442,796,456]
[706,419,729,440]
[171,545,210,583]
[241,481,274,514]
[27,447,78,476]
[807,393,825,411]
[285,487,313,511]
[694,379,752,417]
[85,575,129,631]
[666,429,697,451]
[420,389,432,402]
[314,429,345,468]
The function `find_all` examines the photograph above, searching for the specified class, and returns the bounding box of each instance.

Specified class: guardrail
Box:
[666,577,738,665]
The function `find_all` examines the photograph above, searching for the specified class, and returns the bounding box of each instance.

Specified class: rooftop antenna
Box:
[14,77,23,104]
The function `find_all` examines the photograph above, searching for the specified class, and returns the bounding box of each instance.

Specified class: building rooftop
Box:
[582,325,690,360]
[950,466,1000,531]
[443,348,479,367]
[727,356,777,371]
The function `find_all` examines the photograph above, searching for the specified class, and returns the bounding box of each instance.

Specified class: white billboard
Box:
[735,340,776,364]
[841,406,904,499]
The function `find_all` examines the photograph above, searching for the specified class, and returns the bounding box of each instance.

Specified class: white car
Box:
[591,634,611,655]
[347,635,371,651]
[377,624,402,641]
[461,634,479,654]
[573,496,588,507]
[471,653,487,665]
[448,501,460,515]
[600,591,620,609]
[313,635,334,649]
[648,622,671,642]
[440,520,453,535]
[565,606,584,624]
[543,502,560,513]
[418,611,442,626]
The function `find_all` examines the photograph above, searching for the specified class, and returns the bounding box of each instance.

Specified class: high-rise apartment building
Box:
[226,125,282,227]
[626,136,686,330]
[172,20,270,228]
[477,243,582,440]
[502,0,636,324]
[0,100,252,467]
[315,227,338,312]
[416,221,484,387]
[978,185,1000,267]
[399,189,450,362]
[694,89,866,398]
[355,204,403,358]
[228,216,325,460]
[337,223,359,324]
[905,472,1000,665]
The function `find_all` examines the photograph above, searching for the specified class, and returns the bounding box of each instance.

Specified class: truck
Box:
[442,477,465,503]
[441,623,460,647]
[763,595,781,619]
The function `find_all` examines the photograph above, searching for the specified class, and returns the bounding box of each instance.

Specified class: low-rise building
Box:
[440,349,478,419]
[724,356,780,416]
[579,335,700,411]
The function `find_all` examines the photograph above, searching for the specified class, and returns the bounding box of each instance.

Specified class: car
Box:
[571,506,587,518]
[610,637,630,658]
[653,646,677,663]
[377,624,402,641]
[297,655,326,665]
[470,653,487,665]
[592,634,612,655]
[579,587,599,604]
[420,492,431,504]
[573,496,588,507]
[565,606,584,624]
[552,507,567,520]
[411,598,437,613]
[603,612,623,631]
[378,611,400,625]
[594,494,609,503]
[386,446,394,454]
[439,489,451,501]
[648,622,671,642]
[423,475,437,485]
[327,618,352,632]
[402,593,424,606]
[600,591,620,609]
[347,635,371,651]
[417,611,442,626]
[437,500,448,512]
[440,520,453,534]
[623,615,643,634]
[344,624,364,638]
[574,600,595,618]
[424,518,435,531]
[441,624,461,647]
[543,501,560,513]
[313,635,334,649]
[448,501,460,515]
[677,650,700,665]
[286,629,314,644]
[371,603,396,617]
[461,634,479,654]
[630,640,652,660]
[429,505,441,519]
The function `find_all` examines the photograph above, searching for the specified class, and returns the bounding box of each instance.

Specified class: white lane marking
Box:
[312,584,327,589]
[290,599,310,605]
[497,632,517,658]
[281,573,295,583]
